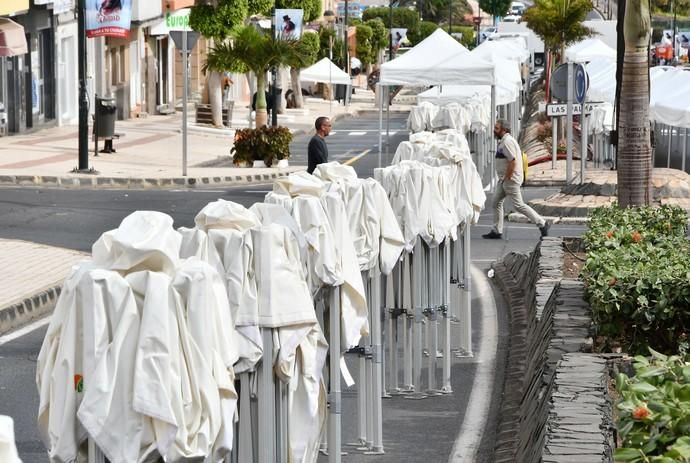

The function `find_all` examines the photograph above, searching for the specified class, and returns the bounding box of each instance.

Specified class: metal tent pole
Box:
[238,373,253,462]
[683,127,687,172]
[258,329,276,463]
[490,86,497,193]
[442,239,453,393]
[369,270,384,454]
[328,287,342,463]
[668,125,672,168]
[402,253,413,392]
[378,84,384,168]
[407,241,427,399]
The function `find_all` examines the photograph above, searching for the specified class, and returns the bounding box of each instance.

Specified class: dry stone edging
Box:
[492,237,614,463]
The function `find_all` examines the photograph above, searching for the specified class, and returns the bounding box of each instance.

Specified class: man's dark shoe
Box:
[482,230,503,239]
[539,221,551,238]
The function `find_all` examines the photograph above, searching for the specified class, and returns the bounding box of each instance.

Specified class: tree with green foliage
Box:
[522,0,594,62]
[367,18,389,64]
[363,6,420,31]
[355,24,375,67]
[408,21,438,45]
[288,32,320,108]
[190,0,248,40]
[276,0,322,22]
[248,0,273,15]
[205,26,308,127]
[478,0,512,23]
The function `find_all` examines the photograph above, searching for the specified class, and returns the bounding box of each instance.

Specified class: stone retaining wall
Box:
[492,237,614,463]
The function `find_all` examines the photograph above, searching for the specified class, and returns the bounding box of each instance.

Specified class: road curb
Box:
[507,212,590,225]
[0,285,61,337]
[0,170,299,190]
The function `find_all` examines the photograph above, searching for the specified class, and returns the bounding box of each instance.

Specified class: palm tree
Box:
[617,0,653,207]
[522,0,593,104]
[205,26,308,127]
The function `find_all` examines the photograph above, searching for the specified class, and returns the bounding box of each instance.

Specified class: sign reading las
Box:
[546,102,605,117]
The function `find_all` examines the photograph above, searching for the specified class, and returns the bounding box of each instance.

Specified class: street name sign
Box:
[546,102,605,116]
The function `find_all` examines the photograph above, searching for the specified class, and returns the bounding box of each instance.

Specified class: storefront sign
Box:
[86,0,133,39]
[0,0,29,16]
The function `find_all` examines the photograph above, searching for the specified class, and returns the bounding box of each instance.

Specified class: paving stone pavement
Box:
[0,239,87,335]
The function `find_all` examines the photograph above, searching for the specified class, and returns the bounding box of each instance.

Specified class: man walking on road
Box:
[307,116,332,174]
[483,119,550,239]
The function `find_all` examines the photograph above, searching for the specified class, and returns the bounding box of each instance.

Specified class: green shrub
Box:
[448,25,476,49]
[362,6,419,31]
[582,205,689,354]
[615,350,690,462]
[231,126,293,167]
[408,21,438,46]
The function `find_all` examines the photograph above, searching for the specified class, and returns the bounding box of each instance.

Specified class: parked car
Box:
[502,15,521,23]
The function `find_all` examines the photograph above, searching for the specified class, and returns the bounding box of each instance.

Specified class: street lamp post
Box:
[77,0,89,171]
[271,6,278,127]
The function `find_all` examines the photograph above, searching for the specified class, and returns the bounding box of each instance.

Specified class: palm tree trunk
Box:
[208,71,223,127]
[290,67,304,109]
[255,72,268,128]
[617,0,652,207]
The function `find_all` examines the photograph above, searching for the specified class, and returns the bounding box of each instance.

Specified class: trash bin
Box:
[95,96,117,138]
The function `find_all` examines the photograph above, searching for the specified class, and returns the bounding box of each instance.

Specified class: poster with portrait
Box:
[86,0,133,38]
[275,9,303,41]
[391,28,408,49]
[680,31,690,49]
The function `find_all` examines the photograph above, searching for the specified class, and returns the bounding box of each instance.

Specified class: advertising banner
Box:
[275,9,303,41]
[86,0,133,39]
[391,28,408,49]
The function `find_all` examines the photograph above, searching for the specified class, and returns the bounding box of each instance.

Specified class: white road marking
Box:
[0,316,51,347]
[348,131,366,136]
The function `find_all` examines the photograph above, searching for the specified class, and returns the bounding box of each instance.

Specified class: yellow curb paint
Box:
[343,149,371,166]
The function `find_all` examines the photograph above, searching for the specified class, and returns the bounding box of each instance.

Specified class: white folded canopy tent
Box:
[378,28,500,181]
[417,85,515,107]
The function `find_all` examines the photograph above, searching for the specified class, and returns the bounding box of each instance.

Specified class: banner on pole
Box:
[86,0,133,39]
[275,9,303,40]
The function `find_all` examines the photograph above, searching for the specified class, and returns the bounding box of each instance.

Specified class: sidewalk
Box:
[0,239,87,336]
[0,95,379,189]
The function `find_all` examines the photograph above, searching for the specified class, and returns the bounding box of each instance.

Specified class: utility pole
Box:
[344,0,349,76]
[271,6,278,127]
[388,0,393,60]
[77,0,89,171]
[449,0,452,33]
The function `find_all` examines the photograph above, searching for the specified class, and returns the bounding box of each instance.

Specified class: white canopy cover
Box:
[300,57,351,85]
[380,29,497,86]
[418,84,516,106]
[650,67,690,128]
[565,38,616,62]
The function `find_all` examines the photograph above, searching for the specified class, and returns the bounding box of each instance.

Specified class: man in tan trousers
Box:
[483,119,550,239]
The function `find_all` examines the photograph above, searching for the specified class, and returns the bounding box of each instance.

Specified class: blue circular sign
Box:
[574,64,588,104]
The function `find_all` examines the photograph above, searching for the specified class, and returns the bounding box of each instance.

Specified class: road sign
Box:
[170,30,200,53]
[574,64,588,104]
[546,102,605,117]
[550,63,589,102]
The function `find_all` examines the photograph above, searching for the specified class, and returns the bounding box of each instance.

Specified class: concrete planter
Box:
[277,159,289,168]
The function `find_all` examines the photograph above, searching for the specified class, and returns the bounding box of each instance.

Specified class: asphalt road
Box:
[0,111,585,462]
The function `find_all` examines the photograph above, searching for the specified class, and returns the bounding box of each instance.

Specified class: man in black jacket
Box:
[307,117,332,174]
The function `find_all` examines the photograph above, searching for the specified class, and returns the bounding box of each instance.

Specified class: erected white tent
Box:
[650,68,690,128]
[379,29,475,86]
[585,58,616,103]
[565,38,616,62]
[300,57,352,86]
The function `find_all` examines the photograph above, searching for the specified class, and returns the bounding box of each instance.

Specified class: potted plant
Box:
[230,128,255,167]
[261,126,293,167]
[230,126,293,167]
